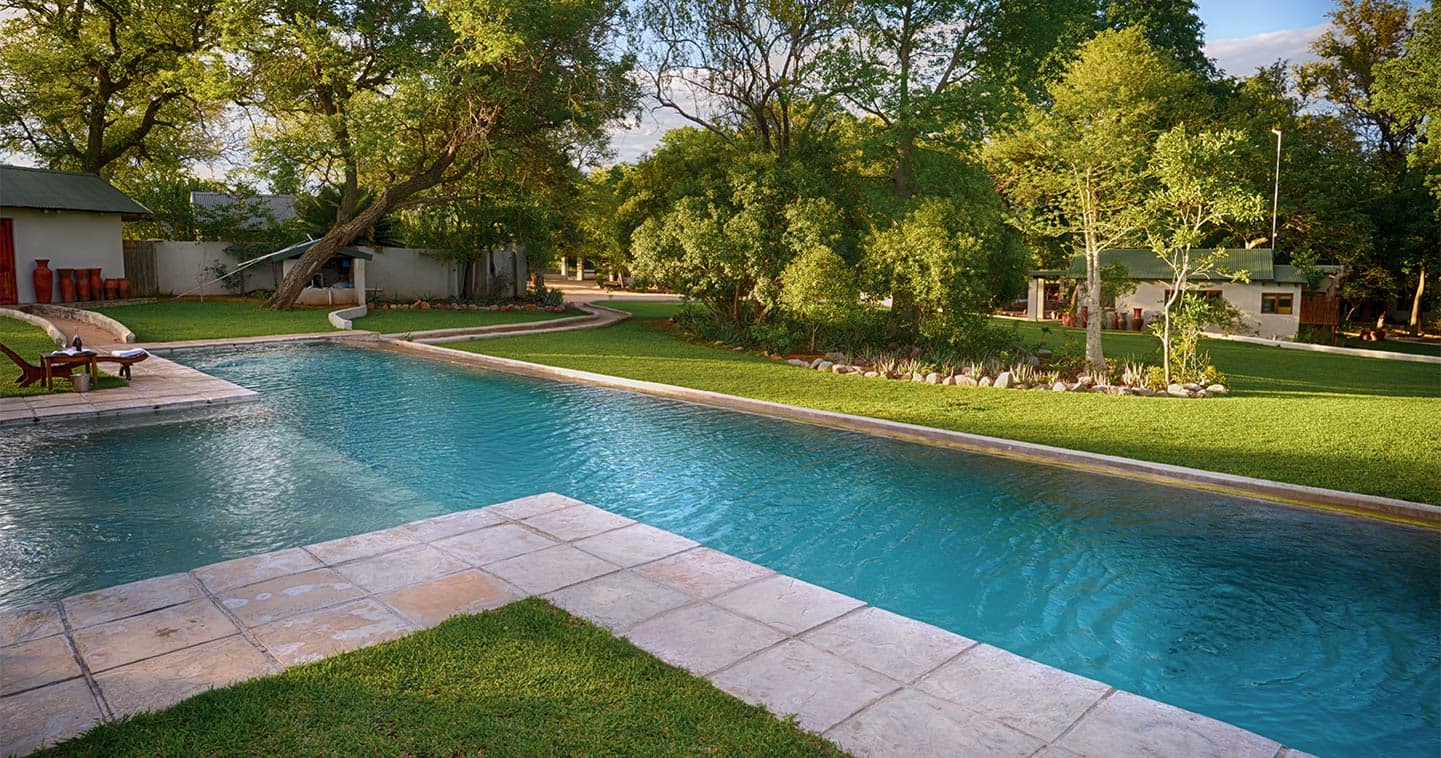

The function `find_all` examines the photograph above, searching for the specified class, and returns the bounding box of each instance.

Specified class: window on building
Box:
[1261,292,1294,314]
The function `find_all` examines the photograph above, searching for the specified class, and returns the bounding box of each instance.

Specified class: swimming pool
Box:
[0,342,1435,756]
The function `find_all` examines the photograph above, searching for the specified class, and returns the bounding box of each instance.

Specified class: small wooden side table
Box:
[41,351,99,389]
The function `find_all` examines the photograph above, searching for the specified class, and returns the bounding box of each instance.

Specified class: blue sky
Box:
[1196,0,1334,40]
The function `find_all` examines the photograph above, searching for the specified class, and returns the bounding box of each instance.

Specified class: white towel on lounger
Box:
[111,348,148,358]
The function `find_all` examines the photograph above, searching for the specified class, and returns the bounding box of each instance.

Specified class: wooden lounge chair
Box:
[0,342,72,388]
[99,349,149,379]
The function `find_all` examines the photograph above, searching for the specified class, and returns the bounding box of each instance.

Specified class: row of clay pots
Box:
[31,260,130,303]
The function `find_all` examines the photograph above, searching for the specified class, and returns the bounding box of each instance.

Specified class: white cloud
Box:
[1205,23,1329,78]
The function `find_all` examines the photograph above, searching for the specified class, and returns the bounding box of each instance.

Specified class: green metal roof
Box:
[1072,248,1274,280]
[0,165,151,217]
[251,239,373,265]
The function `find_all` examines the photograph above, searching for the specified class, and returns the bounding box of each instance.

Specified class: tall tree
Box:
[0,0,226,174]
[1145,126,1265,382]
[1372,3,1440,333]
[987,27,1197,370]
[637,0,849,158]
[1099,0,1216,79]
[230,0,637,309]
[823,0,1091,200]
[1297,0,1437,331]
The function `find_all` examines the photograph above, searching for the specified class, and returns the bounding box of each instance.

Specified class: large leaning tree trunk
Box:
[267,145,469,309]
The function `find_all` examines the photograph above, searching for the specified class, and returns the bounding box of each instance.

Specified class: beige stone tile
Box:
[0,635,80,696]
[634,547,775,599]
[0,603,63,646]
[1055,691,1281,758]
[63,572,202,629]
[573,524,698,568]
[305,527,419,565]
[712,640,899,733]
[432,524,557,567]
[624,603,786,676]
[192,547,323,593]
[545,571,691,632]
[332,544,468,594]
[825,688,1043,758]
[484,492,586,520]
[713,575,864,635]
[73,599,237,672]
[916,644,1110,741]
[484,545,619,595]
[251,599,416,667]
[95,635,278,718]
[0,678,103,757]
[803,607,975,682]
[380,570,522,628]
[218,568,365,628]
[397,508,504,542]
[521,504,635,541]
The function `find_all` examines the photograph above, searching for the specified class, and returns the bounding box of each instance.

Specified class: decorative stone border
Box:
[0,493,1312,757]
[1201,331,1441,364]
[382,340,1440,528]
[0,307,66,347]
[12,303,135,343]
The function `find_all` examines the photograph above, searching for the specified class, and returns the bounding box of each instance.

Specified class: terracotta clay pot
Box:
[57,268,76,302]
[88,268,103,300]
[1133,308,1144,331]
[76,271,91,301]
[103,278,119,300]
[118,278,131,299]
[32,259,53,304]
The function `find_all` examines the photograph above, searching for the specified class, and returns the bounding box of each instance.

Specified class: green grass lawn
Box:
[93,300,568,342]
[1,315,126,398]
[454,302,1441,505]
[42,599,842,757]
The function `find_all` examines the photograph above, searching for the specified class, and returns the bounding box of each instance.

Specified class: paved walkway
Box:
[543,276,681,305]
[0,493,1311,758]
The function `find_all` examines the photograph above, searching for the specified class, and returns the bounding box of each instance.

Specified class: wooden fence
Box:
[122,240,158,295]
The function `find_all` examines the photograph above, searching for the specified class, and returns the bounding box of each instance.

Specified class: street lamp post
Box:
[1271,128,1283,250]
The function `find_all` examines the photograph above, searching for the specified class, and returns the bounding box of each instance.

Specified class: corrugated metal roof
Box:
[0,165,151,217]
[1063,248,1276,281]
[251,239,372,265]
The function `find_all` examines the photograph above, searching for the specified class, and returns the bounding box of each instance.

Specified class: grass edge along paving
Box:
[41,599,844,757]
[453,301,1441,506]
[93,300,567,343]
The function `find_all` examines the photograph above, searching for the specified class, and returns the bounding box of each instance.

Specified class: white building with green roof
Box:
[0,165,150,304]
[1026,248,1338,340]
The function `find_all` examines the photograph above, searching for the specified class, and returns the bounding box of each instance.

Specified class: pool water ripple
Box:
[0,342,1436,757]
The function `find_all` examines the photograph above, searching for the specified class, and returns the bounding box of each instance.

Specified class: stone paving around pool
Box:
[0,494,1315,757]
[0,349,256,429]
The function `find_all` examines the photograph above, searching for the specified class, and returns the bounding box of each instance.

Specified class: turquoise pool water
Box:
[0,343,1435,756]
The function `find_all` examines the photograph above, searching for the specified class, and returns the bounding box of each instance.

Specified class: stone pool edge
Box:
[0,493,1310,758]
[380,338,1441,529]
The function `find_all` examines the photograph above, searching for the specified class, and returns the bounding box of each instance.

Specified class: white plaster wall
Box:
[364,247,460,301]
[3,208,125,303]
[153,240,281,296]
[1116,280,1302,339]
